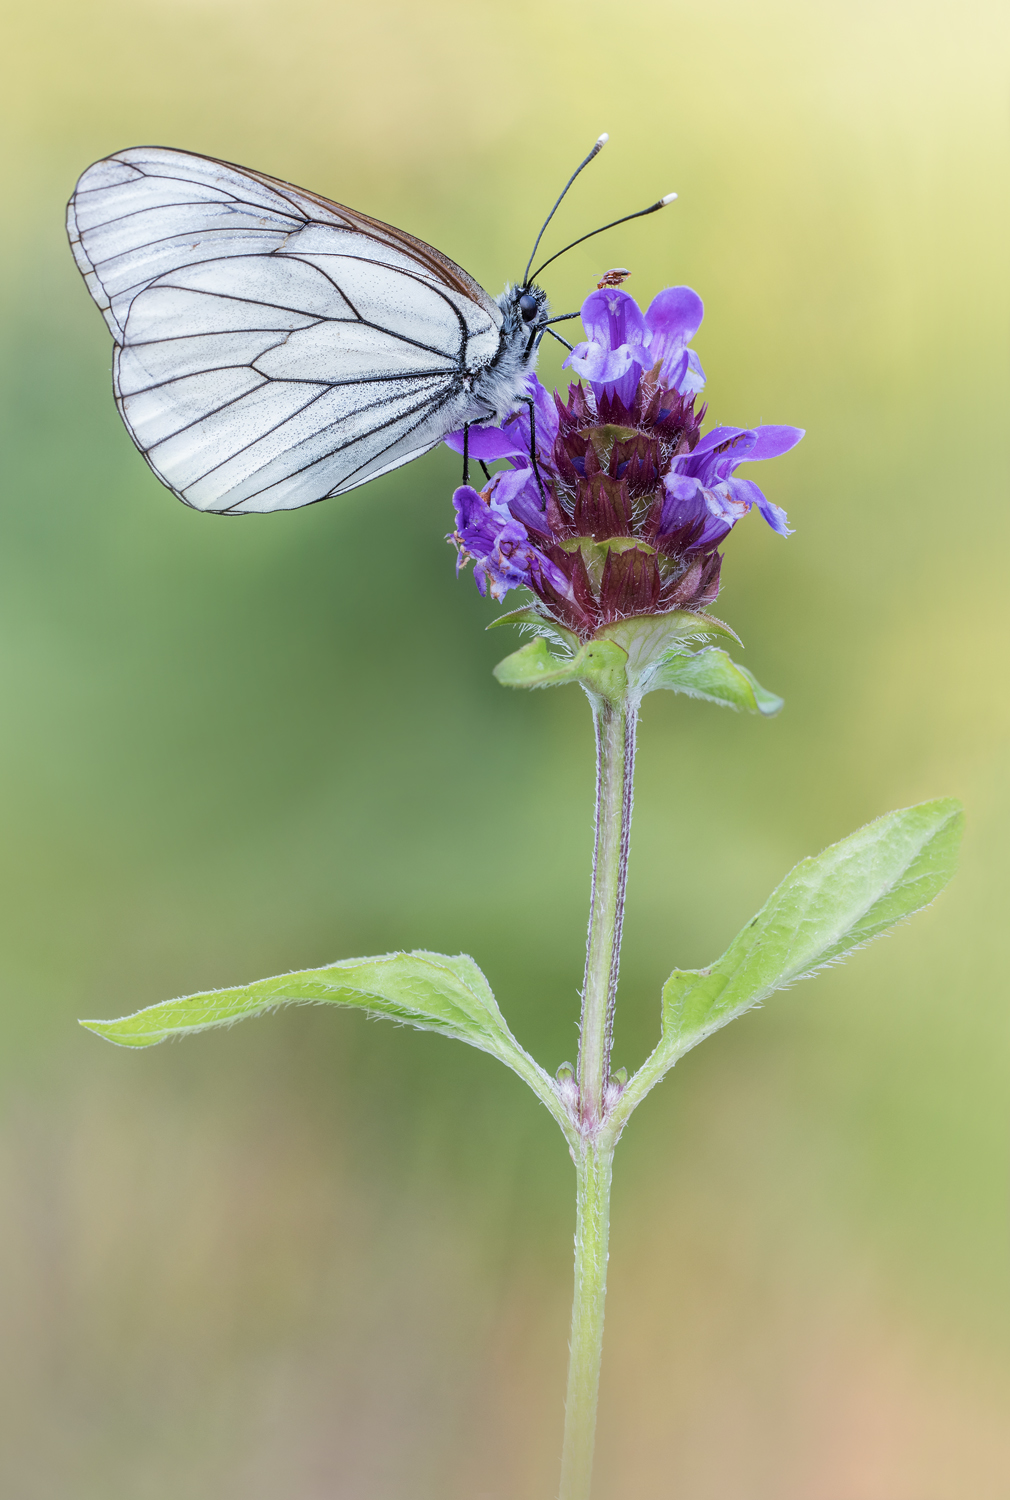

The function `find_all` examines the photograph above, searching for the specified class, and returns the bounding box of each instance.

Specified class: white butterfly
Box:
[67,138,671,515]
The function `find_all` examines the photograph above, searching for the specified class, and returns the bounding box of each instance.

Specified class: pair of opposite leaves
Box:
[84,800,963,1143]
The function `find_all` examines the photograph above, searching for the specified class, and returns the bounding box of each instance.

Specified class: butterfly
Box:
[66,137,673,515]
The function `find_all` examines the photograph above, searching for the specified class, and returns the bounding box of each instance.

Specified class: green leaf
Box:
[649,647,784,716]
[493,636,628,701]
[663,797,964,1053]
[487,605,550,631]
[613,799,964,1125]
[81,950,573,1137]
[487,605,581,652]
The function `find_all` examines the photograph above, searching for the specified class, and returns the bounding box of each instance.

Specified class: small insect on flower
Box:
[597,268,631,289]
[66,134,675,516]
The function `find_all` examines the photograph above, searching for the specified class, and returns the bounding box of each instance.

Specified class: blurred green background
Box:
[1,0,1008,1494]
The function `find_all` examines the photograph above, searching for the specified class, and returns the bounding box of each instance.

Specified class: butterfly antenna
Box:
[529,194,677,283]
[522,133,609,288]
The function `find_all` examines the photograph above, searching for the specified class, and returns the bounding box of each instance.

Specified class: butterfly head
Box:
[497,282,550,359]
[518,289,545,324]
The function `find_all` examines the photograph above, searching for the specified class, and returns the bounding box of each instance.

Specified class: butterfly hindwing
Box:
[68,147,503,512]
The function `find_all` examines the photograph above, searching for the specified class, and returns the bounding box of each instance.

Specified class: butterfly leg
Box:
[522,398,548,509]
[461,425,490,488]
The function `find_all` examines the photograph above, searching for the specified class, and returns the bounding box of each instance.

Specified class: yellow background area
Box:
[1,0,1008,1494]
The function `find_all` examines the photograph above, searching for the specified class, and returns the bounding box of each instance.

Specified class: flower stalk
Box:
[558,680,636,1497]
[579,691,636,1126]
[559,1139,614,1500]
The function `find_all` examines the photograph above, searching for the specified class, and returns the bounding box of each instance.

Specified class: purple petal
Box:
[498,373,560,459]
[644,287,704,359]
[703,481,749,526]
[759,498,792,535]
[565,341,641,385]
[724,477,793,535]
[746,425,805,461]
[600,369,643,408]
[579,289,648,354]
[452,484,485,528]
[665,474,703,502]
[677,349,707,396]
[693,425,754,456]
[660,474,731,545]
[490,467,533,504]
[664,349,690,390]
[444,425,525,461]
[566,338,645,414]
[667,447,711,483]
[493,517,532,551]
[528,372,559,448]
[530,551,572,597]
[490,467,544,528]
[660,473,706,525]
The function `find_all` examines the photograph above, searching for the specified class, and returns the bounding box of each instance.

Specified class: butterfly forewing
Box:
[68,146,503,512]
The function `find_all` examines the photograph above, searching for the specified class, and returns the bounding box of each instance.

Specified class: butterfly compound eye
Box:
[518,292,540,323]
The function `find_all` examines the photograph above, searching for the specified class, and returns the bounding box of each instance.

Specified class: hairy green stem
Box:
[577,692,636,1125]
[559,688,636,1500]
[559,1141,614,1500]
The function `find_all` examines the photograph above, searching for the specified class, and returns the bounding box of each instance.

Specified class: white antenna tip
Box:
[596,132,610,147]
[660,192,678,205]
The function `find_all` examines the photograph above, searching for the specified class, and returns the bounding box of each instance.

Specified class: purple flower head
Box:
[443,284,803,638]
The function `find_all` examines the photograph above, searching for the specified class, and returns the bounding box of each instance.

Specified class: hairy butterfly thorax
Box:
[468,282,550,425]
